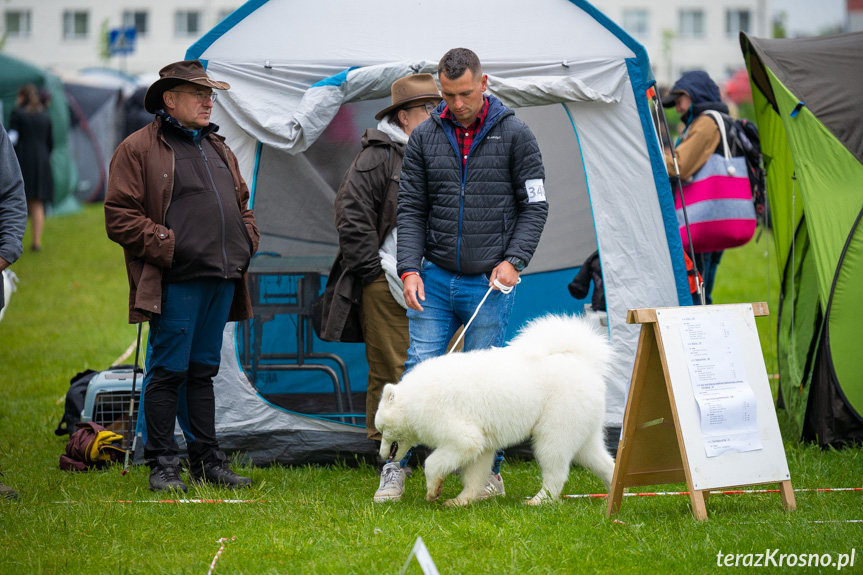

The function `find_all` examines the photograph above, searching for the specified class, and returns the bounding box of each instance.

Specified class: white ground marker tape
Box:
[400,536,440,575]
[207,537,235,575]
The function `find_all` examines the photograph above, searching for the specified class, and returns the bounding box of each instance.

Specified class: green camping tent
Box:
[0,53,79,214]
[740,32,863,447]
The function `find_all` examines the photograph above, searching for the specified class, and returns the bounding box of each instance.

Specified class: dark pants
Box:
[693,251,723,305]
[142,278,235,466]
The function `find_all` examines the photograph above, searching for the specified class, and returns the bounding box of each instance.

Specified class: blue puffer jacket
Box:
[398,95,548,276]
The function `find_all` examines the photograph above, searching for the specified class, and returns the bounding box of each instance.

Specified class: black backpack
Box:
[54,365,140,436]
[729,117,768,227]
[55,370,98,436]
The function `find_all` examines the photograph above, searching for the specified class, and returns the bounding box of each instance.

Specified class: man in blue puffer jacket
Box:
[375,48,548,503]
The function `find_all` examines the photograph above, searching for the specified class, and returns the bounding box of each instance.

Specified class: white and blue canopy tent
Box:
[186,0,690,464]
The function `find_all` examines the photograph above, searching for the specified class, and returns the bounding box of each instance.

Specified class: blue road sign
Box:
[109,27,136,56]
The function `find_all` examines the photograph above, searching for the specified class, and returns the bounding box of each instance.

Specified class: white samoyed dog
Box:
[375,313,615,507]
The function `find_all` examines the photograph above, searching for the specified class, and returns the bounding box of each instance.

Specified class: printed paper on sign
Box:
[525,179,546,203]
[677,311,763,457]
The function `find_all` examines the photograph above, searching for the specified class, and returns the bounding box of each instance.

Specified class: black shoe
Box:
[189,452,252,489]
[148,456,188,493]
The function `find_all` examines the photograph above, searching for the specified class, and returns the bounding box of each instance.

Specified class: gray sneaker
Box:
[374,462,406,502]
[476,473,505,500]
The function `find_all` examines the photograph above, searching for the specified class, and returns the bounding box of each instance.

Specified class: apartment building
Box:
[1,1,240,78]
[1,0,767,86]
[592,0,769,85]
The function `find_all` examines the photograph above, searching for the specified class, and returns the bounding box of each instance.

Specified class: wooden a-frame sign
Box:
[607,303,796,521]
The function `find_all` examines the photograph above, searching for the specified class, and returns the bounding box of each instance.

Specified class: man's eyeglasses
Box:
[170,90,217,104]
[403,101,437,115]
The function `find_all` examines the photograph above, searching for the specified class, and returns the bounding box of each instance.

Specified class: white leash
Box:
[447,278,520,355]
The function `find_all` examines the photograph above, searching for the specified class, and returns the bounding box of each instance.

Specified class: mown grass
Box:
[0,207,860,574]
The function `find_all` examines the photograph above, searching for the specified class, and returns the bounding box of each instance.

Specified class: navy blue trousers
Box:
[140,278,235,465]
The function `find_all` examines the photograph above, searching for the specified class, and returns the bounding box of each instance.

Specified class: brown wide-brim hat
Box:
[144,60,231,113]
[374,73,442,121]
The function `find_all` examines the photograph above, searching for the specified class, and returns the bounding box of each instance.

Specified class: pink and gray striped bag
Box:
[675,110,757,253]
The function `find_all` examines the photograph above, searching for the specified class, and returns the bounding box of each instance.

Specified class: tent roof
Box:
[741,31,863,164]
[192,0,639,67]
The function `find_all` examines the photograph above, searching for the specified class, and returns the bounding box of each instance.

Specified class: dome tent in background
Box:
[0,53,79,215]
[741,31,863,447]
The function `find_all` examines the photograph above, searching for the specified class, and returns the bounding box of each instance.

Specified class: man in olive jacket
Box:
[105,60,259,493]
[320,74,442,448]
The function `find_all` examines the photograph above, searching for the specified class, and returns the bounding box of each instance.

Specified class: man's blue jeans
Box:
[399,261,515,474]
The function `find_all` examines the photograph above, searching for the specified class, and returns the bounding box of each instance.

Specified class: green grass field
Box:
[0,205,860,574]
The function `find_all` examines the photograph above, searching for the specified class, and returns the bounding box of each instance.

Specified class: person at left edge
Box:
[0,120,28,500]
[105,60,259,493]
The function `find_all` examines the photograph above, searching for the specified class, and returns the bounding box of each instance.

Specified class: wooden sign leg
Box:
[607,325,653,517]
[689,490,708,521]
[780,480,797,511]
[606,459,627,517]
[607,324,688,516]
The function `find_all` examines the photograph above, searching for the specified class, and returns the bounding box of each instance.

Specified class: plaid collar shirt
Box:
[442,96,490,168]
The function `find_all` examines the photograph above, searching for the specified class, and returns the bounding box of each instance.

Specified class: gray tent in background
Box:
[65,82,122,202]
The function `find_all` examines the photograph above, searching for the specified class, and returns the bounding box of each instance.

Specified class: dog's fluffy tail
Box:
[509,314,613,376]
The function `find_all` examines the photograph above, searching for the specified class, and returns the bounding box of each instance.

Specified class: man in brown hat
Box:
[318,74,441,501]
[105,60,259,492]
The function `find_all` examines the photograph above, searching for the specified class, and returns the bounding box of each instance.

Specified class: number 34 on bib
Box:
[525,179,547,203]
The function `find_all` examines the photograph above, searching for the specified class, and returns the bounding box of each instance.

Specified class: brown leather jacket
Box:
[105,116,259,324]
[318,128,403,342]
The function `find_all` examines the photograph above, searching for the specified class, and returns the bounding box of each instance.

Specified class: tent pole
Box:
[122,323,143,475]
[654,87,704,305]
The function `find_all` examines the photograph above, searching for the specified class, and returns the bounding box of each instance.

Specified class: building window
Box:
[726,9,751,37]
[679,9,705,39]
[175,11,201,37]
[63,10,89,39]
[4,10,31,37]
[622,10,649,39]
[123,10,148,36]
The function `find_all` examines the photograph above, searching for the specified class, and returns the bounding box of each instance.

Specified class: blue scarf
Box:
[156,109,202,142]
